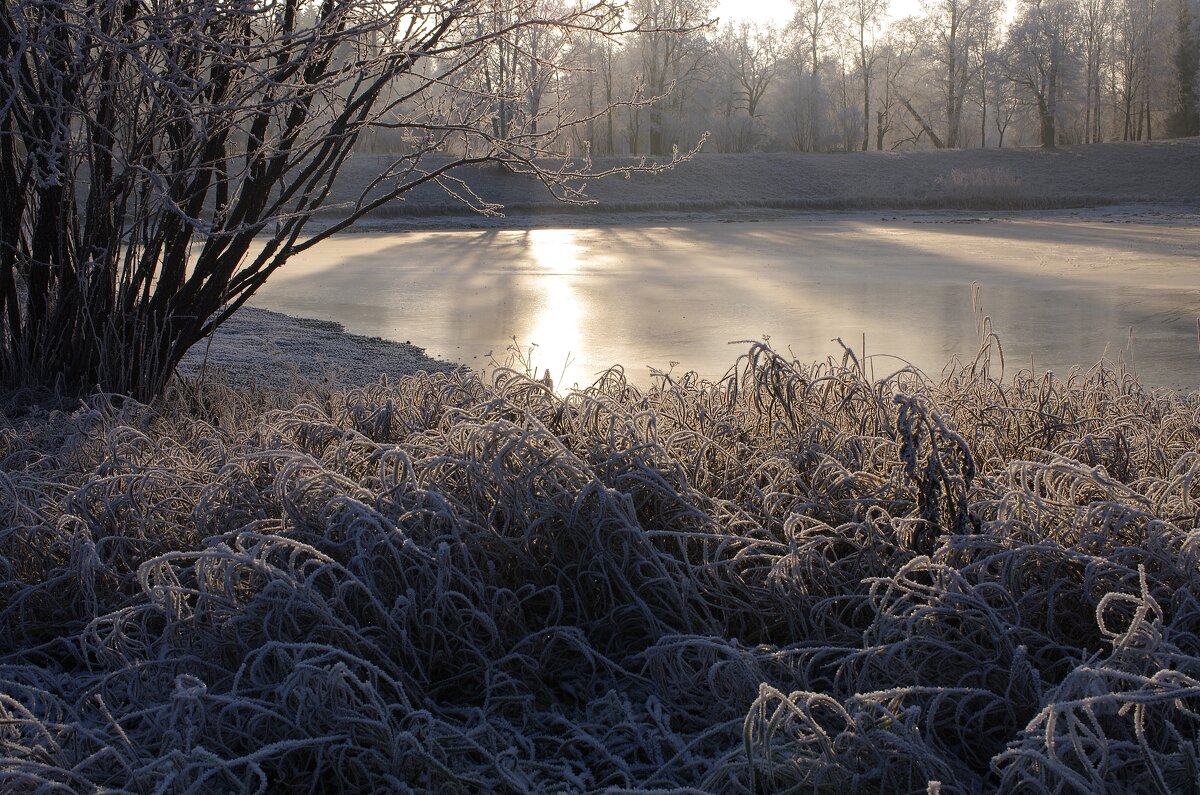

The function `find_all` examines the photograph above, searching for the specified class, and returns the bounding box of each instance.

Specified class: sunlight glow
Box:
[523,229,584,390]
[712,0,794,27]
[713,0,927,27]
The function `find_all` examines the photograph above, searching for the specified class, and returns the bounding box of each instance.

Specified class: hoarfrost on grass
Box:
[2,340,1200,793]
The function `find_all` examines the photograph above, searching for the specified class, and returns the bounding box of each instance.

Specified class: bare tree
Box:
[793,0,839,78]
[1112,0,1153,138]
[729,22,781,120]
[0,0,689,398]
[576,33,627,153]
[989,53,1022,144]
[969,0,1004,146]
[709,24,746,150]
[631,0,713,155]
[1079,0,1112,141]
[844,0,886,149]
[875,22,921,148]
[791,0,840,148]
[1005,0,1076,147]
[473,0,574,140]
[710,21,780,150]
[921,0,996,146]
[883,15,951,147]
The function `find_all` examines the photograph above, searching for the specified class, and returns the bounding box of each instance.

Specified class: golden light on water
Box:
[523,229,584,389]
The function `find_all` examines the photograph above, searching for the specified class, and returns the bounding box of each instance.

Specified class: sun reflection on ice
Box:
[521,229,585,390]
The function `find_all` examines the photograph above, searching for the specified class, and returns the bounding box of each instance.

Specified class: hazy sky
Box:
[712,0,926,27]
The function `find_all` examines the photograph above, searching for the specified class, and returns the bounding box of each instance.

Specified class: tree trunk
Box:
[862,69,870,151]
[1039,101,1056,148]
[900,97,946,148]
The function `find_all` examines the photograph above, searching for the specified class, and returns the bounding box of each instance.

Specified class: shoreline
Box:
[318,200,1200,234]
[185,202,1200,393]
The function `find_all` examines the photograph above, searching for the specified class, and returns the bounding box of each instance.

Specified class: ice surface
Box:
[244,211,1200,391]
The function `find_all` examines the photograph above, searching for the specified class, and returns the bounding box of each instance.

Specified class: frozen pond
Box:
[250,214,1200,390]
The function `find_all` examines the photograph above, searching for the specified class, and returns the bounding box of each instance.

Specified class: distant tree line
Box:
[363,0,1200,155]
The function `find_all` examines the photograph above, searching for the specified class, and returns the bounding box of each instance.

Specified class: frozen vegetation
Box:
[3,339,1200,793]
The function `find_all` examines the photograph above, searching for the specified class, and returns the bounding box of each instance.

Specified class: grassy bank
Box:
[2,344,1200,792]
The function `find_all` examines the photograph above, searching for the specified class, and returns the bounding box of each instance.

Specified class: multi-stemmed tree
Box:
[0,0,685,399]
[1005,0,1075,147]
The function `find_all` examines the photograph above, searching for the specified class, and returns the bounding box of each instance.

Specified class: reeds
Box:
[1,343,1198,793]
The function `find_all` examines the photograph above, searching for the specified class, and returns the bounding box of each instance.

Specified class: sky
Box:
[711,0,926,28]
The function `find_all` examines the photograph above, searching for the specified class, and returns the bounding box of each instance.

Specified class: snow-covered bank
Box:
[177,307,458,390]
[318,139,1200,228]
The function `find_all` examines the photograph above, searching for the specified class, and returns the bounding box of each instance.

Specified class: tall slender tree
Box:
[921,0,994,146]
[845,0,887,149]
[791,0,840,148]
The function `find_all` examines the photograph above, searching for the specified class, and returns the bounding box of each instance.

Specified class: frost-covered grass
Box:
[931,167,1027,207]
[3,342,1200,793]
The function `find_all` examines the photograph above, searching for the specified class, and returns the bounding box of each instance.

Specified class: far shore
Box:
[311,139,1200,231]
[331,200,1200,234]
